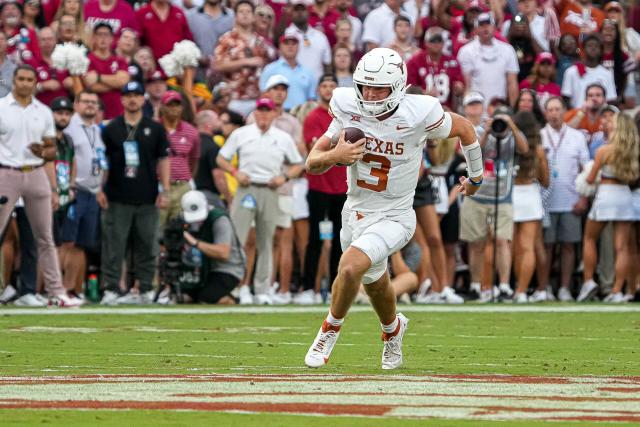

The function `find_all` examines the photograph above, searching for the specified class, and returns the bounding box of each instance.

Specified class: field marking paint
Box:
[1,305,640,316]
[0,373,639,422]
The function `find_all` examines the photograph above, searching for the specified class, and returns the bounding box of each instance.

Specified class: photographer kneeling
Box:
[180,191,245,304]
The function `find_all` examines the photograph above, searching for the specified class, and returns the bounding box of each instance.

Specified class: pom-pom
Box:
[575,160,599,197]
[159,40,201,77]
[51,43,89,76]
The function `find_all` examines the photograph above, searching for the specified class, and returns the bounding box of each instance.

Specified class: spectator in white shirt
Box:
[334,0,362,48]
[362,0,414,52]
[561,33,617,109]
[501,0,549,51]
[539,96,590,302]
[457,13,520,107]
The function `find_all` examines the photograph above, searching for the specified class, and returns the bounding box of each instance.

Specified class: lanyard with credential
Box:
[82,125,96,154]
[546,126,566,178]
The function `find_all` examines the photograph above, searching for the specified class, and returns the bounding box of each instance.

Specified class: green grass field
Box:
[0,305,639,426]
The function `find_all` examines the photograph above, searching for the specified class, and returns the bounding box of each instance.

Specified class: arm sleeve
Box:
[212,216,233,245]
[456,45,472,75]
[190,133,200,161]
[424,102,452,140]
[156,126,170,159]
[361,13,381,44]
[208,143,220,171]
[308,71,318,100]
[218,130,239,160]
[283,134,304,164]
[43,108,56,139]
[561,67,575,97]
[321,36,332,66]
[505,45,520,74]
[578,134,590,168]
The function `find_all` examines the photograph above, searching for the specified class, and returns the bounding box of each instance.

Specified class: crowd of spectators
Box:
[1,0,640,306]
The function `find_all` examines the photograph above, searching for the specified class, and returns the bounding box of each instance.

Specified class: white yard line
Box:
[1,305,639,316]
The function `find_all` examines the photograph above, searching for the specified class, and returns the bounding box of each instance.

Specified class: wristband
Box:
[461,140,483,179]
[468,176,483,186]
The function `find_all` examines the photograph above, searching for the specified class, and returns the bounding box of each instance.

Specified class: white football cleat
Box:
[381,313,409,370]
[558,287,574,302]
[513,292,528,304]
[238,285,253,305]
[305,320,341,368]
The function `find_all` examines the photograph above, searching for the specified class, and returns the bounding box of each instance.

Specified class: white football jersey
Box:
[324,87,452,213]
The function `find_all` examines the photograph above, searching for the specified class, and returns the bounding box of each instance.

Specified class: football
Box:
[344,127,366,144]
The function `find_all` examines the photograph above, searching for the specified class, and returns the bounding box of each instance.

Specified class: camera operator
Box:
[459,106,529,302]
[180,190,245,304]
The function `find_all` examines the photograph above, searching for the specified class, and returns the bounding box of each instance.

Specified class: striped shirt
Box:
[166,121,200,181]
[541,124,589,212]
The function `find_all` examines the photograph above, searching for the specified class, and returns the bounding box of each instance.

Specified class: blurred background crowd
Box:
[0,0,640,307]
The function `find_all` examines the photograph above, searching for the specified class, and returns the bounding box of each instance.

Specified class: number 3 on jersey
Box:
[357,154,391,192]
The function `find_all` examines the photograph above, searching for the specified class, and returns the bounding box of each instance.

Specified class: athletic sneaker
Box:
[314,292,324,304]
[499,283,514,297]
[100,290,120,306]
[293,289,315,305]
[603,292,625,303]
[477,287,500,303]
[305,320,341,368]
[238,285,253,305]
[577,280,599,302]
[513,292,528,303]
[545,286,557,301]
[442,287,464,304]
[415,279,431,300]
[49,293,83,308]
[381,313,409,370]
[529,290,548,303]
[116,290,154,305]
[14,293,47,307]
[254,294,273,305]
[34,293,49,305]
[271,291,292,305]
[0,284,17,304]
[415,291,444,304]
[156,287,172,305]
[558,287,574,302]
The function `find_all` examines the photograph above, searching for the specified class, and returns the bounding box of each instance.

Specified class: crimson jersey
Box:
[406,52,463,110]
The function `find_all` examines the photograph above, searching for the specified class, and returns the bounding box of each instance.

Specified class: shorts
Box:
[52,205,68,247]
[184,271,239,304]
[413,175,437,208]
[544,212,582,243]
[459,197,513,242]
[276,195,293,228]
[440,199,460,243]
[588,184,634,222]
[513,184,544,222]
[292,177,309,220]
[340,207,416,284]
[433,176,449,215]
[633,188,640,220]
[61,190,100,250]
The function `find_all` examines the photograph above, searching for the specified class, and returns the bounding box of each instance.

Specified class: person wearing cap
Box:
[98,80,171,305]
[588,103,619,159]
[143,69,167,121]
[60,91,105,297]
[185,0,234,73]
[299,74,345,305]
[406,26,464,110]
[460,105,529,303]
[135,0,193,62]
[0,32,15,98]
[556,0,605,41]
[501,0,549,52]
[259,29,316,111]
[32,27,73,108]
[246,77,307,304]
[213,0,275,117]
[520,52,562,108]
[565,82,609,139]
[84,22,130,120]
[0,0,41,64]
[281,0,331,81]
[361,0,415,52]
[462,91,485,136]
[158,90,200,229]
[179,190,245,304]
[457,12,519,107]
[0,64,81,307]
[84,0,140,42]
[216,97,304,305]
[505,13,543,82]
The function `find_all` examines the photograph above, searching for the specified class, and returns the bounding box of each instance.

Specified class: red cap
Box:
[279,28,299,44]
[161,90,182,105]
[535,52,556,65]
[255,98,275,110]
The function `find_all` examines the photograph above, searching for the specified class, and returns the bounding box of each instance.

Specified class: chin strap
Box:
[462,140,484,180]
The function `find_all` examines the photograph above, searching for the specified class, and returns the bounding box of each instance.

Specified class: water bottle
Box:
[87,274,99,302]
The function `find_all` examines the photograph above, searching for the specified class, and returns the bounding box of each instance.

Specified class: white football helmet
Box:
[353,47,407,117]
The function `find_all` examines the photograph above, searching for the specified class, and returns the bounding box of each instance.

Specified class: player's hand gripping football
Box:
[457,176,482,196]
[332,130,366,166]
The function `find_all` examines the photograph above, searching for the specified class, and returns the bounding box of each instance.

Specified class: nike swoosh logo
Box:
[396,125,409,130]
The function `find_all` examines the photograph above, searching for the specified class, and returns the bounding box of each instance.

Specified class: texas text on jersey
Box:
[324,87,452,214]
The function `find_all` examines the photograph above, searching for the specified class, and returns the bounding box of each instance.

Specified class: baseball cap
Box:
[493,105,513,117]
[604,1,623,12]
[318,73,338,85]
[122,80,145,95]
[256,98,275,110]
[263,74,289,92]
[161,90,182,105]
[535,52,556,65]
[93,21,114,34]
[181,190,209,224]
[279,28,299,43]
[146,69,166,83]
[50,96,73,111]
[463,92,485,107]
[424,26,445,43]
[475,12,494,27]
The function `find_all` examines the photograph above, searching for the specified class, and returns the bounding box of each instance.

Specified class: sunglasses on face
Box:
[428,36,444,43]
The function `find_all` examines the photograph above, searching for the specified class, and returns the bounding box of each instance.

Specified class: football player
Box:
[304,48,483,369]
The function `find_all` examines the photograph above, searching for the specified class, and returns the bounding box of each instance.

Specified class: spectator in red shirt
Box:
[301,74,347,303]
[33,27,73,107]
[84,22,129,120]
[520,52,562,110]
[158,90,200,227]
[433,0,485,56]
[136,0,193,62]
[23,0,45,30]
[115,28,143,84]
[1,0,41,64]
[84,0,139,42]
[309,0,341,46]
[406,26,464,111]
